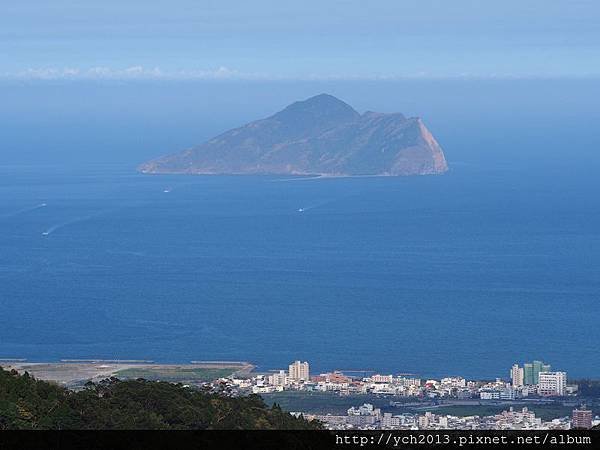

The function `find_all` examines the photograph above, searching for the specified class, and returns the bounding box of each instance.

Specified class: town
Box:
[207,360,598,430]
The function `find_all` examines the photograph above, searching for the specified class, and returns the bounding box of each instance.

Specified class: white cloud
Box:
[1,66,596,81]
[0,65,269,81]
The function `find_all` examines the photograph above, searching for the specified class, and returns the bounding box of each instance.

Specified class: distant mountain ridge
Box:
[139,94,448,176]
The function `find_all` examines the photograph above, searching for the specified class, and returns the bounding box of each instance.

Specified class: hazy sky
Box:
[2,0,599,80]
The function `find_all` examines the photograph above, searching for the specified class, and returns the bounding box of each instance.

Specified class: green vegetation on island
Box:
[0,367,319,430]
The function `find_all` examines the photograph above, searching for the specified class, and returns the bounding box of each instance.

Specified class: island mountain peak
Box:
[269,94,360,138]
[279,93,357,114]
[139,94,448,176]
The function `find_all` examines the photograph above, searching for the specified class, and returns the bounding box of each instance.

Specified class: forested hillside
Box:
[0,367,319,430]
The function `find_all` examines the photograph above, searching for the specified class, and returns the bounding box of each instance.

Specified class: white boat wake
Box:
[271,175,325,182]
[41,212,103,236]
[296,199,333,213]
[1,203,47,218]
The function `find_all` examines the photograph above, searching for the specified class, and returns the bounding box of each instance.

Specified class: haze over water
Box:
[1,80,599,379]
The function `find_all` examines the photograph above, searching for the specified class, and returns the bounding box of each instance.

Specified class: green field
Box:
[262,391,397,414]
[115,367,236,382]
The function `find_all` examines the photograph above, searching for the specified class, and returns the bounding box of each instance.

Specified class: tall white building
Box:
[538,371,567,396]
[511,364,524,387]
[288,360,310,381]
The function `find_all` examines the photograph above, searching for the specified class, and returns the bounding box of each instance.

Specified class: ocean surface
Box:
[1,79,599,379]
[1,163,599,379]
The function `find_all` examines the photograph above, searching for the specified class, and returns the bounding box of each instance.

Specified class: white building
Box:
[382,413,404,428]
[538,371,567,396]
[346,403,381,427]
[288,360,310,381]
[441,377,466,388]
[348,403,380,417]
[480,390,501,400]
[500,387,516,400]
[267,370,288,387]
[371,374,393,383]
[418,412,434,428]
[511,364,524,387]
[396,376,421,387]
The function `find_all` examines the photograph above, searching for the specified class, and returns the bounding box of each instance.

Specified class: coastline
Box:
[1,360,254,388]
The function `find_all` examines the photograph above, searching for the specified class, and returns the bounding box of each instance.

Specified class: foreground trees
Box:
[0,368,318,430]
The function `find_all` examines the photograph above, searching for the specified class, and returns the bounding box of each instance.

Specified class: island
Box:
[138,94,448,177]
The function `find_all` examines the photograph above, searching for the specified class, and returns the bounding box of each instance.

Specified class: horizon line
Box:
[2,66,600,82]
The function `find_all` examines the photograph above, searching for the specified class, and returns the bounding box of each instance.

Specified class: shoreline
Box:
[3,359,598,383]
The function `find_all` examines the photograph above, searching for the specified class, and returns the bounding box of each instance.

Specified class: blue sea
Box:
[1,80,599,379]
